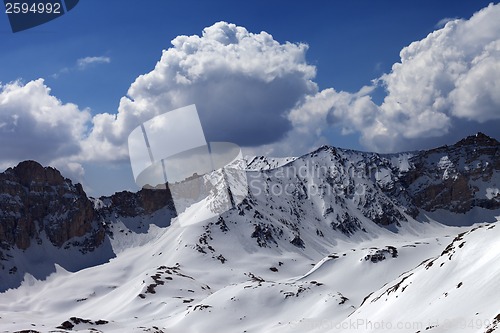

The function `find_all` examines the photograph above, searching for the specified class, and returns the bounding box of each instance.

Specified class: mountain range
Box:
[0,132,498,333]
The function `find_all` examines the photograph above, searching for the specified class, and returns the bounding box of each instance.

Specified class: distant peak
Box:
[311,145,336,154]
[454,132,499,147]
[11,160,46,177]
[14,160,44,170]
[9,160,65,185]
[475,132,490,139]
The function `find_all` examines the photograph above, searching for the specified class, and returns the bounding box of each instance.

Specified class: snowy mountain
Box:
[0,133,498,333]
[337,223,500,333]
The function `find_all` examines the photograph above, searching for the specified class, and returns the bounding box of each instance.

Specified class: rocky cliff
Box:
[0,161,102,251]
[402,132,499,213]
[101,187,175,218]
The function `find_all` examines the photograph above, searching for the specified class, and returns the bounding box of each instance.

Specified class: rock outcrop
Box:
[402,132,499,213]
[0,161,102,250]
[102,187,175,218]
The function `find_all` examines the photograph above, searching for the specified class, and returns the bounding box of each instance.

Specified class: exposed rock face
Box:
[0,160,177,253]
[98,187,176,218]
[402,132,499,213]
[0,161,102,250]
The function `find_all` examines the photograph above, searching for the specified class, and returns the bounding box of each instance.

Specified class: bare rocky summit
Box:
[0,160,101,250]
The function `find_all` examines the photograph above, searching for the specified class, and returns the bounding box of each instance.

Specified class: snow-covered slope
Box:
[336,223,500,333]
[1,216,497,332]
[246,155,297,171]
[0,133,498,332]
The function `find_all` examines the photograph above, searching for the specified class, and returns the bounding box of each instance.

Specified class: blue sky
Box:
[1,0,499,196]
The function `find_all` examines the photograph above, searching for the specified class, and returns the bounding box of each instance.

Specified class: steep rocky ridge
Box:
[402,132,499,213]
[0,160,101,251]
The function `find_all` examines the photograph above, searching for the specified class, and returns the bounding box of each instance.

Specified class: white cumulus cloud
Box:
[0,79,91,180]
[82,21,317,162]
[324,3,500,152]
[435,17,459,28]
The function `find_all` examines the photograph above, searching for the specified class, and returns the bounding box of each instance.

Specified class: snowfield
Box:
[1,208,498,332]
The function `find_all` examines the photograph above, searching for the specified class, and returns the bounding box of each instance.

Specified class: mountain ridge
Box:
[0,132,498,332]
[0,132,498,261]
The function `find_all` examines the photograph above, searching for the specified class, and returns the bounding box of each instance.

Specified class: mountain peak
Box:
[9,160,65,186]
[309,144,337,155]
[454,132,499,147]
[0,160,100,252]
